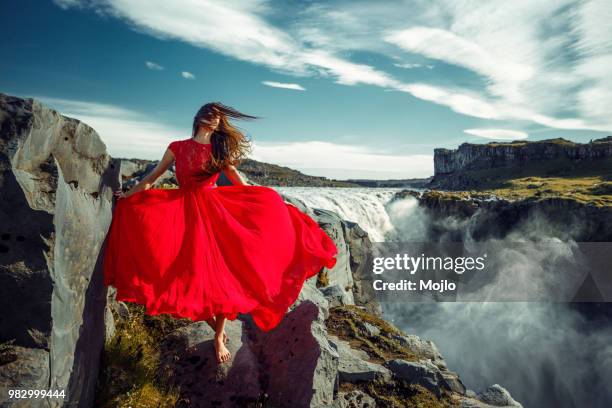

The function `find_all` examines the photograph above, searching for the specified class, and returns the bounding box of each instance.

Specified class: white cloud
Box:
[35,96,185,160]
[53,0,80,9]
[394,63,433,69]
[34,95,431,178]
[145,60,164,70]
[464,129,528,141]
[53,0,612,133]
[250,140,433,179]
[262,81,305,91]
[181,71,195,80]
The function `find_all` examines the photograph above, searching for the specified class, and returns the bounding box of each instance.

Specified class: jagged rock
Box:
[362,322,380,337]
[459,384,523,408]
[159,320,261,407]
[386,359,450,398]
[247,300,339,408]
[329,336,391,383]
[477,384,522,407]
[311,208,355,305]
[0,93,119,407]
[334,390,377,408]
[321,284,352,307]
[340,221,380,315]
[390,334,447,369]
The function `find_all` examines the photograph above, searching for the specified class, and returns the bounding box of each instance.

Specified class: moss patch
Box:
[484,176,612,206]
[94,303,192,408]
[325,305,417,364]
[341,379,457,408]
[316,269,329,288]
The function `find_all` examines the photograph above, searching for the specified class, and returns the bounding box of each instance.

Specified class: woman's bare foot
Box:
[222,330,229,344]
[214,336,231,363]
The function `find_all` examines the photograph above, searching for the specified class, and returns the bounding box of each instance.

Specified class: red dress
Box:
[103,138,338,331]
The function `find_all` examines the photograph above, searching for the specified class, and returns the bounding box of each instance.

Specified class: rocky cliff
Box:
[0,93,120,407]
[395,189,612,242]
[430,137,612,190]
[0,93,521,408]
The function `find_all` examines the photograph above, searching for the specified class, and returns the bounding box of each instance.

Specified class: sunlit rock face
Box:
[0,93,120,408]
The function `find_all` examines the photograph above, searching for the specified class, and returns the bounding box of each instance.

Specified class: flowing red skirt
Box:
[102,184,338,331]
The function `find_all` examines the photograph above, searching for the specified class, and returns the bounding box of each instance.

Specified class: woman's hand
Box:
[114,189,128,199]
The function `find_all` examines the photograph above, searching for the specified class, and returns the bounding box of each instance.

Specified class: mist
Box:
[382,195,612,407]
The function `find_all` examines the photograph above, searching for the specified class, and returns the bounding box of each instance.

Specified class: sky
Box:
[1,0,611,180]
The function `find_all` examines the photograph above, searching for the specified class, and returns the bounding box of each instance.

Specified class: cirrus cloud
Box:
[262,81,305,91]
[464,128,529,141]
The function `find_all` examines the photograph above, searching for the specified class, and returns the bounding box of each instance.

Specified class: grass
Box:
[316,269,329,288]
[94,303,192,408]
[484,176,612,206]
[430,156,612,206]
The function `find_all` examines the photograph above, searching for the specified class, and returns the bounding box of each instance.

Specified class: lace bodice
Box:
[168,138,220,189]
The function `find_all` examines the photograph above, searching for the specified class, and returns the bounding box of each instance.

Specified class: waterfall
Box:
[272,187,402,242]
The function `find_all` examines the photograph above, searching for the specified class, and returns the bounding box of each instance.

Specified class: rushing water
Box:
[275,186,612,408]
[272,187,402,242]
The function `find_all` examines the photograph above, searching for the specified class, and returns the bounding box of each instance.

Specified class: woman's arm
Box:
[115,148,175,199]
[222,164,248,186]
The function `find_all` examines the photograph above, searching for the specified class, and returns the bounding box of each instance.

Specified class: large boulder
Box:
[0,93,120,407]
[159,320,261,407]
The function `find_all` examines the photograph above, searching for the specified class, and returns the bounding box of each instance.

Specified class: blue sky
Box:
[1,1,610,179]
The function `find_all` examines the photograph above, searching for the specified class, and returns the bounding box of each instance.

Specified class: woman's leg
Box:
[206,316,229,344]
[214,314,231,363]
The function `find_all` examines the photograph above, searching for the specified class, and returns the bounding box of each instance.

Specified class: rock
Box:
[296,277,330,319]
[386,359,450,398]
[0,93,119,408]
[390,334,447,369]
[411,190,612,242]
[159,320,261,407]
[340,221,380,315]
[362,322,380,337]
[334,390,377,408]
[431,137,612,190]
[329,336,391,383]
[119,158,176,189]
[311,209,355,305]
[321,284,352,308]
[477,384,522,407]
[247,301,339,408]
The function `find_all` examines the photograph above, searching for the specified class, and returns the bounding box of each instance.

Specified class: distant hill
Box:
[235,158,360,187]
[115,156,364,187]
[344,177,432,188]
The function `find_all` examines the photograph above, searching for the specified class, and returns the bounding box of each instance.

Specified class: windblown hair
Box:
[191,102,258,175]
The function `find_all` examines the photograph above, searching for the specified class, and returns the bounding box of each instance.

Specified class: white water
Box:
[272,186,612,407]
[272,187,402,242]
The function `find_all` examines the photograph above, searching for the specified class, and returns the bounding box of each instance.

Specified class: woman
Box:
[102,102,338,363]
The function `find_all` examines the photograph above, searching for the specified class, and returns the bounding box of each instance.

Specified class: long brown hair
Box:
[192,102,258,174]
